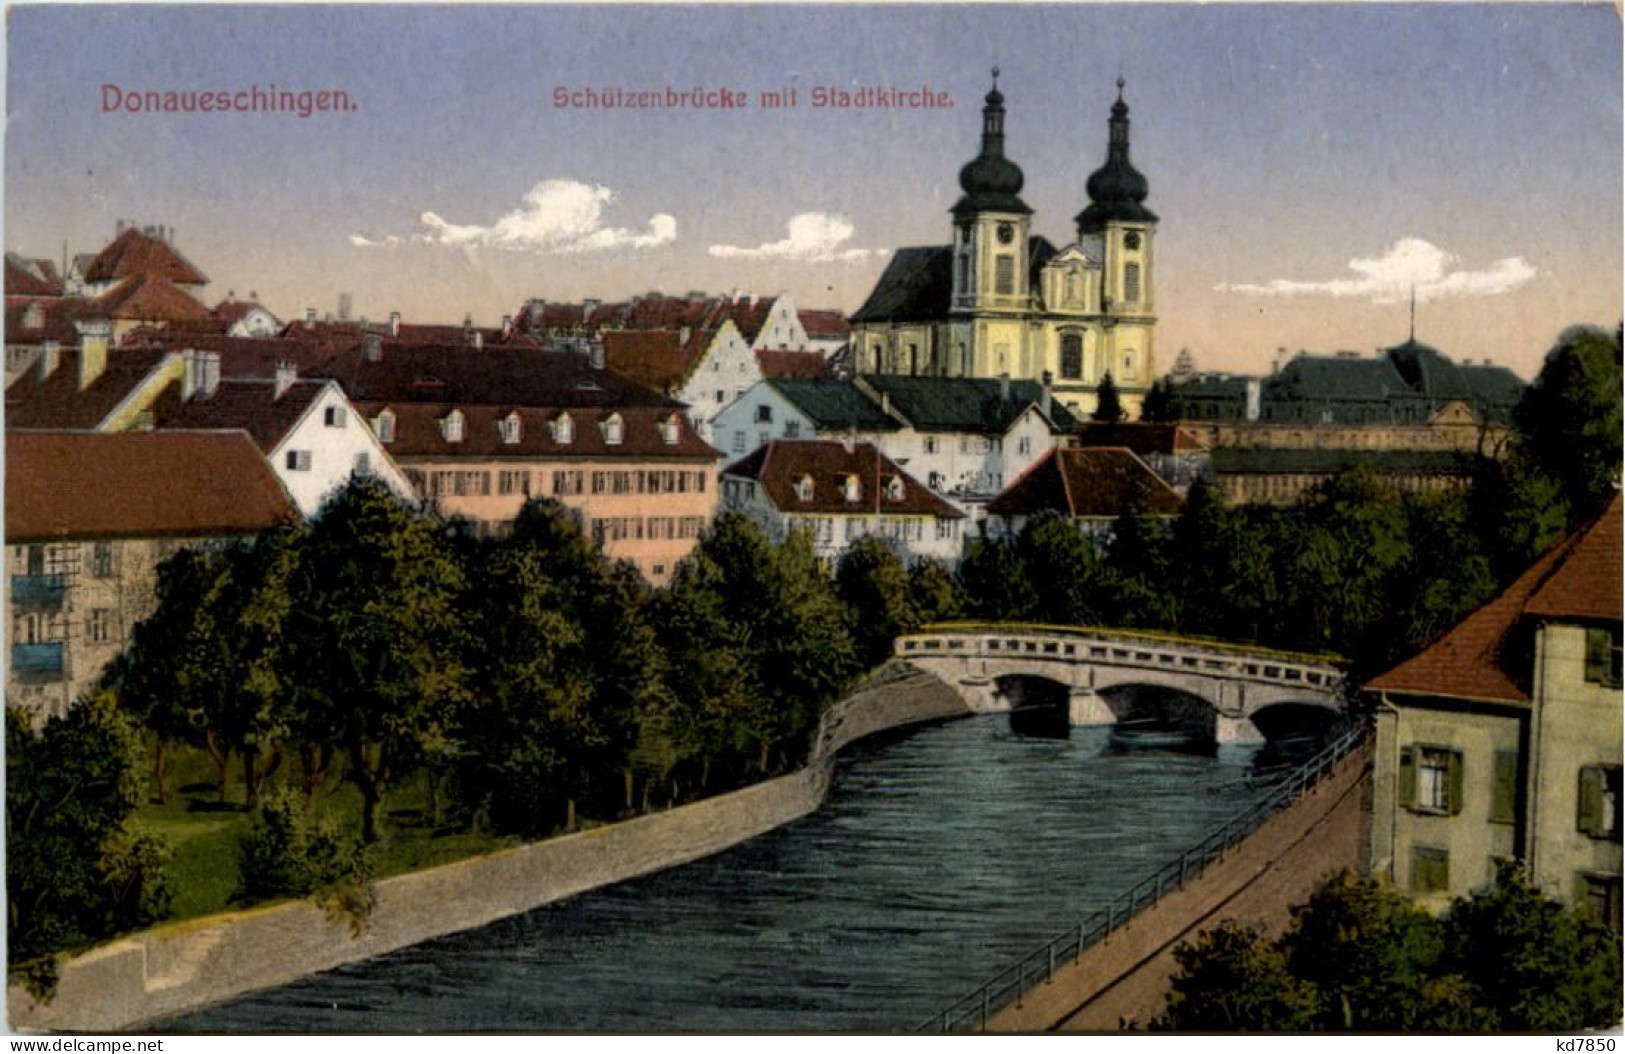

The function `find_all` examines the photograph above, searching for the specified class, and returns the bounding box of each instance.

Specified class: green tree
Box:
[1099,488,1176,629]
[907,558,964,625]
[1140,377,1177,422]
[1014,511,1100,625]
[1157,921,1317,1031]
[7,696,171,995]
[235,786,373,933]
[836,535,917,670]
[1513,325,1622,523]
[1093,371,1126,423]
[957,535,1036,621]
[1379,491,1497,668]
[1469,452,1571,583]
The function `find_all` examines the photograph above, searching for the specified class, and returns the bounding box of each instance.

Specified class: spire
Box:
[980,67,1006,155]
[1077,79,1158,234]
[952,67,1031,216]
[1409,285,1417,342]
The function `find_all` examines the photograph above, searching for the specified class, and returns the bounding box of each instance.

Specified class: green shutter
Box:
[1490,750,1518,824]
[1578,767,1605,837]
[1448,750,1465,816]
[1585,629,1609,683]
[1399,746,1416,812]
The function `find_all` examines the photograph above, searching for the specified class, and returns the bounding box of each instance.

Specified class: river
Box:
[167,714,1273,1032]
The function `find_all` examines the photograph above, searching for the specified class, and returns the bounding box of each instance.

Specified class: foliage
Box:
[1014,512,1097,624]
[1158,921,1317,1031]
[836,535,918,669]
[1093,371,1125,423]
[956,534,1035,622]
[235,786,374,935]
[1513,325,1622,523]
[1140,377,1177,422]
[906,558,963,625]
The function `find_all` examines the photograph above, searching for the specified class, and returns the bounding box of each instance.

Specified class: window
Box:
[87,609,110,645]
[716,390,725,404]
[353,452,371,477]
[553,413,574,445]
[924,437,939,454]
[1578,765,1622,841]
[995,255,1015,295]
[1411,846,1450,895]
[499,470,531,496]
[323,405,346,428]
[843,475,862,503]
[1577,874,1622,930]
[795,475,815,502]
[1122,351,1137,378]
[1585,627,1621,688]
[1125,262,1141,303]
[755,405,773,424]
[285,449,312,471]
[91,543,113,579]
[374,410,396,444]
[1060,334,1084,379]
[733,431,745,453]
[500,413,522,445]
[784,420,801,439]
[936,518,958,540]
[1400,744,1462,815]
[441,410,465,443]
[885,476,905,502]
[601,414,624,445]
[661,415,681,445]
[1018,436,1033,455]
[1491,750,1519,825]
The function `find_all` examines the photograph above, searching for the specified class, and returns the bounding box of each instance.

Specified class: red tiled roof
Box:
[756,349,831,379]
[6,430,295,542]
[366,402,718,462]
[211,300,279,328]
[1368,493,1623,703]
[82,228,208,286]
[5,296,85,345]
[1073,422,1207,454]
[723,439,963,518]
[85,274,213,323]
[5,256,64,297]
[798,309,851,339]
[5,347,172,430]
[727,299,775,342]
[149,377,329,452]
[602,329,704,393]
[119,330,331,375]
[986,447,1185,519]
[160,316,234,335]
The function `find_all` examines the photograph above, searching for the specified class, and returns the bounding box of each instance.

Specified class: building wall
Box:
[404,457,718,586]
[1184,419,1507,454]
[1216,469,1465,506]
[271,385,416,517]
[721,477,963,565]
[675,321,757,441]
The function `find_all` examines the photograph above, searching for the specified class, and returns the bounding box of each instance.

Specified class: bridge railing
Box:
[914,723,1370,1033]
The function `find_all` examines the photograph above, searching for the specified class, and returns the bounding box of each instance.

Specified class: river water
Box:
[168,714,1272,1033]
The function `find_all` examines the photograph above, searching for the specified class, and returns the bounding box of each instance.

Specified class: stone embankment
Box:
[9,664,968,1032]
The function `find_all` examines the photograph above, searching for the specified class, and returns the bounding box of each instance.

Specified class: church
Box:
[849,72,1159,418]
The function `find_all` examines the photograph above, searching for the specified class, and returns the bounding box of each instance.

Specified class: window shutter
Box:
[1491,750,1518,824]
[1448,750,1465,816]
[1578,766,1605,837]
[1399,746,1416,811]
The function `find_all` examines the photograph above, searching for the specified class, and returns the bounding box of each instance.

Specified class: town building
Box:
[849,74,1158,418]
[6,430,298,722]
[602,320,760,440]
[721,439,966,564]
[1366,494,1622,925]
[983,446,1184,542]
[211,295,283,337]
[1069,421,1210,496]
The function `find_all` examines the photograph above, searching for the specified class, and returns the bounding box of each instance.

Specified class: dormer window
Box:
[441,409,465,443]
[660,414,681,446]
[602,412,624,446]
[552,412,574,445]
[842,474,862,503]
[500,412,522,445]
[795,474,815,502]
[22,303,44,330]
[374,409,396,444]
[885,475,905,502]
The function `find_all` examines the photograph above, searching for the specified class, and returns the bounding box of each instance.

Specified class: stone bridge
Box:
[895,623,1347,743]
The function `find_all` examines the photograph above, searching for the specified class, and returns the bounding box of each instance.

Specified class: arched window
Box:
[602,413,624,446]
[441,409,465,443]
[1060,334,1084,380]
[374,409,396,444]
[500,412,522,445]
[795,474,815,502]
[553,412,574,445]
[843,475,862,503]
[885,475,905,502]
[660,413,681,446]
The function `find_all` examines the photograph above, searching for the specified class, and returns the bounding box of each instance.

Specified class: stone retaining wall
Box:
[9,667,969,1033]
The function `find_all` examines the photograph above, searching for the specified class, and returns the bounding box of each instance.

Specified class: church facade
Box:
[850,73,1159,418]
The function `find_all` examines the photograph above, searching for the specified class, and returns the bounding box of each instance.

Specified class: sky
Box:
[5,3,1621,379]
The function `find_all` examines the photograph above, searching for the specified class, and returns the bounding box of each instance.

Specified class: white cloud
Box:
[709,212,880,263]
[351,179,676,254]
[1217,237,1536,304]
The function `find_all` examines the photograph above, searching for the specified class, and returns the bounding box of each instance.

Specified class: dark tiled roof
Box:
[85,274,214,323]
[756,349,831,380]
[366,402,717,462]
[602,329,702,393]
[5,255,64,297]
[860,374,1079,434]
[5,296,85,345]
[1210,447,1472,476]
[6,430,295,542]
[119,331,331,376]
[1073,421,1207,454]
[986,447,1183,519]
[766,378,900,432]
[849,246,953,324]
[82,228,209,286]
[5,347,171,430]
[798,309,851,339]
[1268,354,1417,403]
[1367,493,1622,703]
[1457,363,1526,423]
[723,440,962,518]
[149,377,329,452]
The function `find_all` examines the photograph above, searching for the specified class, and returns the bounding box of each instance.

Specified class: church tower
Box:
[1075,78,1158,389]
[951,69,1033,320]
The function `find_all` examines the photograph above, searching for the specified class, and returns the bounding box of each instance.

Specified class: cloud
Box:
[1216,237,1536,304]
[709,212,880,263]
[351,179,676,254]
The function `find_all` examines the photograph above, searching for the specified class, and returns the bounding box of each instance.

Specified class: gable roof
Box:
[5,296,85,345]
[148,376,330,452]
[363,402,717,462]
[1367,494,1622,703]
[5,347,173,430]
[82,228,209,286]
[6,430,296,542]
[84,273,213,323]
[756,349,831,380]
[849,246,954,324]
[723,439,963,518]
[118,330,332,376]
[765,378,900,432]
[602,329,705,393]
[1073,421,1207,454]
[5,255,64,297]
[986,447,1184,519]
[798,309,851,340]
[859,374,1080,434]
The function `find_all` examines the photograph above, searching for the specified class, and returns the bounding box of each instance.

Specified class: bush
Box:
[235,787,375,934]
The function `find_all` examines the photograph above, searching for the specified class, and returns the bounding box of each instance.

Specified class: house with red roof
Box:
[983,445,1183,542]
[1366,494,1622,922]
[6,430,297,722]
[721,439,966,564]
[212,294,282,338]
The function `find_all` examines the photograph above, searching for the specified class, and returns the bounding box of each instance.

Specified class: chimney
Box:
[273,359,297,400]
[582,298,601,318]
[462,313,473,330]
[76,320,111,391]
[35,342,60,385]
[500,315,513,340]
[389,311,401,337]
[1041,369,1054,418]
[115,219,125,236]
[880,390,891,416]
[679,325,691,345]
[249,290,259,302]
[999,372,1011,403]
[472,331,484,350]
[304,307,317,330]
[842,425,856,454]
[181,349,198,400]
[1245,378,1263,422]
[587,337,606,370]
[199,351,220,399]
[363,333,383,362]
[1272,346,1287,374]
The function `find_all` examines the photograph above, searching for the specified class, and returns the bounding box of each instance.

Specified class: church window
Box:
[1125,263,1142,303]
[1065,272,1080,305]
[995,256,1015,295]
[906,344,919,374]
[1060,335,1084,380]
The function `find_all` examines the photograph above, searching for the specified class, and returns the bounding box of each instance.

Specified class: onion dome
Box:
[952,68,1033,217]
[1076,78,1158,232]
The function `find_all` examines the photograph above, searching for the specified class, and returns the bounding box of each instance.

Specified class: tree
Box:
[283,479,470,843]
[1140,377,1177,422]
[1093,371,1125,423]
[1158,921,1317,1031]
[907,558,963,626]
[1014,511,1098,625]
[957,535,1036,622]
[7,695,171,995]
[1513,325,1622,523]
[836,536,917,670]
[235,786,373,933]
[1099,488,1176,629]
